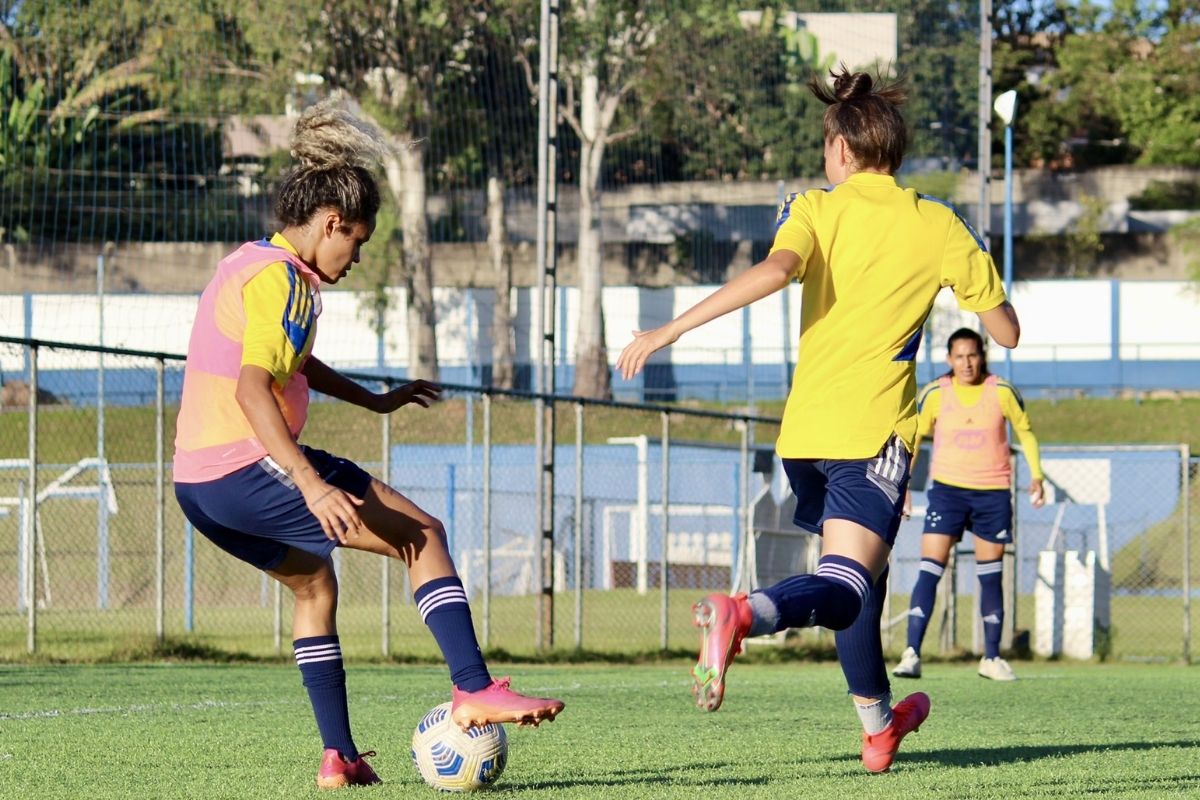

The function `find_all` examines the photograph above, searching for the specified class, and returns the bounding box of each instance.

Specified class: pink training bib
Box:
[173,240,321,483]
[930,375,1010,489]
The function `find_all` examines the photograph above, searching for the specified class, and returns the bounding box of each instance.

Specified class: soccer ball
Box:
[411,702,508,792]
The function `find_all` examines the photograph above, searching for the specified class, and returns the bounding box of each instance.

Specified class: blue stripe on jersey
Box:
[918,193,988,252]
[916,382,940,412]
[282,265,314,355]
[893,326,923,362]
[997,378,1025,410]
[775,192,798,231]
[774,187,833,232]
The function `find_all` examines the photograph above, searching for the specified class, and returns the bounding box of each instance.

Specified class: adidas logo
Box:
[909,608,926,619]
[995,529,1009,540]
[982,613,1001,624]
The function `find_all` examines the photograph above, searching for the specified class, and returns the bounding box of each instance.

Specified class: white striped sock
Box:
[294,641,342,666]
[416,585,469,622]
[816,562,870,601]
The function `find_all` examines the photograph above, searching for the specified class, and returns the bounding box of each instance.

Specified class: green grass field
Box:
[2,661,1197,799]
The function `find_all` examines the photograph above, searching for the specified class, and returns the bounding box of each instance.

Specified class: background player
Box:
[893,327,1046,681]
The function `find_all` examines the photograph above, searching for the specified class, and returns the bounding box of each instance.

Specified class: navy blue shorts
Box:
[924,481,1013,544]
[174,446,375,571]
[782,434,911,548]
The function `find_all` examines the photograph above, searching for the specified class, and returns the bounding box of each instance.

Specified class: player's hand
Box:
[901,490,913,520]
[616,326,679,380]
[1029,478,1046,508]
[302,479,366,543]
[374,380,441,413]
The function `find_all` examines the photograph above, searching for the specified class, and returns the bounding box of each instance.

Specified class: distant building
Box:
[737,11,898,72]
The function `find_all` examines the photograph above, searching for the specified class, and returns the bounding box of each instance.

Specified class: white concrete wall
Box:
[2,280,1198,374]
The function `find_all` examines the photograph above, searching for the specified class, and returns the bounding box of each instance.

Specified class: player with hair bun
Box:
[617,66,1022,772]
[173,98,563,790]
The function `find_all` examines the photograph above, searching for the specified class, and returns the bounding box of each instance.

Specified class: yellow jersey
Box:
[769,172,1007,460]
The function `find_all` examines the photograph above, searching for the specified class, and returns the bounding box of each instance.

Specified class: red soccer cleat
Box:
[861,692,931,773]
[316,748,382,790]
[451,677,564,730]
[690,592,753,712]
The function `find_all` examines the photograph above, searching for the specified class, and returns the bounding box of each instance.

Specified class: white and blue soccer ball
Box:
[411,702,508,792]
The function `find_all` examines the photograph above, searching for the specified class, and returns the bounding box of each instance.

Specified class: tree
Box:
[1002,1,1200,169]
[269,1,491,382]
[509,1,783,398]
[2,1,274,244]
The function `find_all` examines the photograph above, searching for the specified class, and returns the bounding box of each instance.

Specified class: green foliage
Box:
[1,2,273,243]
[1130,180,1200,211]
[1062,193,1106,275]
[1171,216,1200,285]
[898,170,962,201]
[343,197,404,339]
[1001,2,1200,168]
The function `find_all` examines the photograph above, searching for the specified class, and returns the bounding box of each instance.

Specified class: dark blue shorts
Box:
[782,434,911,547]
[174,446,375,571]
[924,481,1013,544]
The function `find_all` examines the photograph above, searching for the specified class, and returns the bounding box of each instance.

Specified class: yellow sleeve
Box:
[939,210,1007,313]
[999,381,1043,479]
[241,261,316,385]
[767,191,816,282]
[915,381,941,440]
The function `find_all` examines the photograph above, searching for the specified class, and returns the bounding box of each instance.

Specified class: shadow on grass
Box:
[507,760,771,790]
[898,739,1200,768]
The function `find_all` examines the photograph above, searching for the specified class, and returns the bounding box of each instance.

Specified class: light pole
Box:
[993,89,1018,380]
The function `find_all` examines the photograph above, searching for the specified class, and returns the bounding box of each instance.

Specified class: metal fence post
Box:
[659,411,671,651]
[381,381,392,657]
[1183,444,1191,664]
[273,581,283,655]
[155,357,166,643]
[574,401,584,649]
[1003,451,1017,651]
[482,393,492,650]
[25,344,39,654]
[184,522,194,632]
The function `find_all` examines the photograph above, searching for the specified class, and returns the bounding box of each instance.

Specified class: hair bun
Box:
[833,71,873,102]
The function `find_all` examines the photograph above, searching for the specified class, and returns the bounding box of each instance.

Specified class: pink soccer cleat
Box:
[690,592,752,712]
[316,748,382,790]
[861,692,931,773]
[451,677,565,730]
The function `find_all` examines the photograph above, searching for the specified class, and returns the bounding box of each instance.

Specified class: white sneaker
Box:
[892,646,922,678]
[978,656,1017,681]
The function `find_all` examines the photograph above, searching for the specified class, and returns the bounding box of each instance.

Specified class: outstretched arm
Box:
[302,356,440,413]
[616,249,800,380]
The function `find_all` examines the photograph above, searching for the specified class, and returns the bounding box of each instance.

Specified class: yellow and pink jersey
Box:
[916,375,1044,490]
[174,233,321,483]
[769,173,1007,460]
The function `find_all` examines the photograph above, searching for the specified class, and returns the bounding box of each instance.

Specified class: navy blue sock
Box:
[415,576,492,692]
[835,567,891,699]
[294,635,357,760]
[760,555,872,631]
[906,558,946,654]
[977,558,1004,659]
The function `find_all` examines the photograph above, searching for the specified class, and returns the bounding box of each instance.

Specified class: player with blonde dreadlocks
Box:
[173,99,564,790]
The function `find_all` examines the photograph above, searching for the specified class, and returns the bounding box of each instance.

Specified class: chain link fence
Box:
[2,337,1195,664]
[0,337,783,660]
